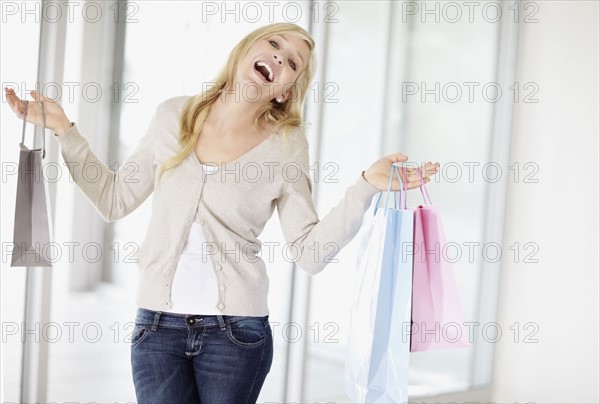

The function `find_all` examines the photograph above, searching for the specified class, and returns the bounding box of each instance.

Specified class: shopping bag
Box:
[10,100,53,267]
[409,166,469,351]
[345,164,414,403]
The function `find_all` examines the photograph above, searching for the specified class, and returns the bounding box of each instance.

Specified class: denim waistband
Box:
[134,307,268,330]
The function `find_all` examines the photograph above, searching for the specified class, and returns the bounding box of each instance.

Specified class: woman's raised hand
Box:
[363,152,440,191]
[4,87,72,136]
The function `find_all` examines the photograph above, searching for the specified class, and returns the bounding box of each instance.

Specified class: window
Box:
[302,0,504,400]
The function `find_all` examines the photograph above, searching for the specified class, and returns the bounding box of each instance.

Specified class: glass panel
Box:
[45,7,137,402]
[304,0,500,400]
[399,1,498,396]
[302,1,391,401]
[0,10,42,402]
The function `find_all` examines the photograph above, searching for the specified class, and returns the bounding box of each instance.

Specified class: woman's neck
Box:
[206,90,272,136]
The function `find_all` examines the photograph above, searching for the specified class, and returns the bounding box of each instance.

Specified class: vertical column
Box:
[474,0,521,387]
[20,0,67,402]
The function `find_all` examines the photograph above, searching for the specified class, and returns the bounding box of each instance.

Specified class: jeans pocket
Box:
[131,324,150,348]
[226,318,267,348]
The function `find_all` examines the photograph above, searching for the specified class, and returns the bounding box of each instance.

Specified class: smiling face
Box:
[236,33,312,104]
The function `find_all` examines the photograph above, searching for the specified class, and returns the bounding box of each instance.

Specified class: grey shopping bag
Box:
[10,100,53,267]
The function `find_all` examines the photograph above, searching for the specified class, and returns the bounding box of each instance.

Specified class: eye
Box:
[269,39,297,71]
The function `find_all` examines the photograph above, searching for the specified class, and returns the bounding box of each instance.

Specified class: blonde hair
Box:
[157,22,316,181]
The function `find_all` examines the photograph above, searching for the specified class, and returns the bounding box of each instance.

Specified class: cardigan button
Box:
[217,303,225,310]
[216,264,222,271]
[219,285,226,291]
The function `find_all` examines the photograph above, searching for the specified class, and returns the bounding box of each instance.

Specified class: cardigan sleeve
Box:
[53,105,161,222]
[276,144,381,275]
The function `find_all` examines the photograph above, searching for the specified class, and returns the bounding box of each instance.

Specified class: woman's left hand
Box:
[363,152,440,191]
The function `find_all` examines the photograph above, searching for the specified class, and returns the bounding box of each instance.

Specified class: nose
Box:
[273,54,283,66]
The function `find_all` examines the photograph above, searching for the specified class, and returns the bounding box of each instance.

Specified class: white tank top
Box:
[164,164,220,315]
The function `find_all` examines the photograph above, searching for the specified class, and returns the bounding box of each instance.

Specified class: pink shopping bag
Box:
[402,166,470,352]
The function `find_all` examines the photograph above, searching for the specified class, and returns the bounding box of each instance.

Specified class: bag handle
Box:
[373,162,408,215]
[417,166,432,206]
[20,100,47,159]
[397,164,409,209]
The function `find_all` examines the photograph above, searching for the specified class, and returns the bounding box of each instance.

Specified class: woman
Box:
[5,22,438,404]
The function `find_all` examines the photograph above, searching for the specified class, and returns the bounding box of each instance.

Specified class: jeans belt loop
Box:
[151,311,162,332]
[216,314,227,330]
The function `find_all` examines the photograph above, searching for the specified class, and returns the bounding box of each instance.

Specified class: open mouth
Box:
[254,61,274,83]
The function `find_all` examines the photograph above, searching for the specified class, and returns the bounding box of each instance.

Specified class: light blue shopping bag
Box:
[345,164,414,403]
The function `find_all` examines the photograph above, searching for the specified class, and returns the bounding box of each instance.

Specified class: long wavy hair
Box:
[157,23,316,181]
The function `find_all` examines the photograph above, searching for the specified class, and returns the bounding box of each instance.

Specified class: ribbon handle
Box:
[373,162,409,215]
[20,99,47,159]
[373,162,435,214]
[417,165,432,206]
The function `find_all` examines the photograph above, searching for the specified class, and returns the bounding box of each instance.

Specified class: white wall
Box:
[492,1,599,402]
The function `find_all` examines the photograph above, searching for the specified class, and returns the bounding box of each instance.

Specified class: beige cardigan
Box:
[54,96,380,316]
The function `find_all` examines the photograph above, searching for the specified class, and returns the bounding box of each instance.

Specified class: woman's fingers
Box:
[6,87,42,109]
[400,162,439,180]
[407,176,430,189]
[388,161,440,190]
[5,87,44,127]
[30,89,55,104]
[4,87,21,113]
[5,88,32,119]
[5,87,69,132]
[385,152,409,164]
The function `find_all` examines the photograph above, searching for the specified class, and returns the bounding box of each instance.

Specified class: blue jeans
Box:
[130,307,273,404]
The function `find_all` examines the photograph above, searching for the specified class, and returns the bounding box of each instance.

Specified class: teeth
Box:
[256,61,274,82]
